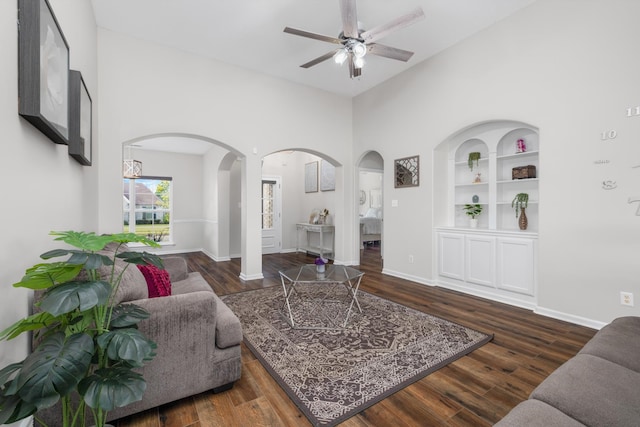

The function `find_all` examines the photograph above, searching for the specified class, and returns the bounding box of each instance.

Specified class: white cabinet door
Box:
[465,235,496,288]
[497,237,535,296]
[438,233,465,280]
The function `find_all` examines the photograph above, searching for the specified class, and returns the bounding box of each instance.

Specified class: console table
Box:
[296,223,334,259]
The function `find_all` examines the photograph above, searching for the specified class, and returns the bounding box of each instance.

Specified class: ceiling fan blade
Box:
[283,27,343,45]
[368,43,415,62]
[339,0,359,39]
[300,50,339,68]
[360,7,425,43]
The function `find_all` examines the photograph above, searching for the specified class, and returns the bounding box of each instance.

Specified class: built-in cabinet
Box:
[437,121,539,308]
[437,229,537,307]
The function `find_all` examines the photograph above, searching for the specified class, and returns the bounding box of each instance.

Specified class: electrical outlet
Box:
[620,292,634,307]
[408,255,414,264]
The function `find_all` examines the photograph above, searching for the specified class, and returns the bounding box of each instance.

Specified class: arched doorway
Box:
[121,133,245,268]
[356,151,384,266]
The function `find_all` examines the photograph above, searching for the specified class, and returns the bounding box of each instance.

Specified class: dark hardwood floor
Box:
[115,246,596,426]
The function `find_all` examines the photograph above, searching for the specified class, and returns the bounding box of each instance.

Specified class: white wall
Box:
[353,0,640,325]
[202,148,237,261]
[96,29,354,275]
[0,0,98,382]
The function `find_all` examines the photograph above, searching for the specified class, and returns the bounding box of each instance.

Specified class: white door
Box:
[261,176,282,254]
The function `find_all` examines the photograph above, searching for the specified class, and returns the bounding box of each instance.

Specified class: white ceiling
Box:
[91,0,537,98]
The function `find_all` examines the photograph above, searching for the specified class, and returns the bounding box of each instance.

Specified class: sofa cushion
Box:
[494,399,585,427]
[579,316,640,373]
[531,354,640,427]
[162,256,189,282]
[137,264,172,298]
[95,243,149,304]
[172,272,214,295]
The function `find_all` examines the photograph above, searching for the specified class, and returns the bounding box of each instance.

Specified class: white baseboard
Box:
[436,279,537,311]
[534,307,607,330]
[239,272,264,281]
[381,268,434,287]
[201,249,230,262]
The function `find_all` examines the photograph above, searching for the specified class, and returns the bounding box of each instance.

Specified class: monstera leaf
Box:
[0,392,37,425]
[116,251,164,269]
[78,367,146,411]
[109,304,150,328]
[14,262,83,290]
[39,280,112,316]
[41,249,114,270]
[16,332,93,408]
[96,328,156,367]
[0,311,57,341]
[49,231,116,252]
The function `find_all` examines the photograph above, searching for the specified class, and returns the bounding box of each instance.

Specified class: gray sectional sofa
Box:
[495,316,640,426]
[35,253,243,425]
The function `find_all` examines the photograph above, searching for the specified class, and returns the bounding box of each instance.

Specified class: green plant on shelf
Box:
[511,193,529,217]
[468,152,481,171]
[463,204,483,219]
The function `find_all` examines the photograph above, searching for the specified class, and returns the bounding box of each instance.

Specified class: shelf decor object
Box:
[305,161,318,193]
[18,0,70,145]
[463,204,483,228]
[468,152,481,170]
[516,138,527,153]
[68,70,92,165]
[512,165,537,180]
[394,155,419,188]
[512,193,529,230]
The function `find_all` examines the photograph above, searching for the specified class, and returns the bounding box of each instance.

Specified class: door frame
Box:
[261,175,282,254]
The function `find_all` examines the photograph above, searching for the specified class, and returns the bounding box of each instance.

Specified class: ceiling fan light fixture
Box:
[352,41,367,58]
[334,48,348,65]
[354,56,365,69]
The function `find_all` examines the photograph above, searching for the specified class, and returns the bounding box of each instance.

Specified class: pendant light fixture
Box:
[123,145,142,179]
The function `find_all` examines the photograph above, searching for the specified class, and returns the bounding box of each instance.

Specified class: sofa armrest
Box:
[116,291,218,413]
[131,291,217,335]
[162,256,189,282]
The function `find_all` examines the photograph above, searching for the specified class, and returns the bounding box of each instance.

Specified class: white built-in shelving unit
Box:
[436,121,539,308]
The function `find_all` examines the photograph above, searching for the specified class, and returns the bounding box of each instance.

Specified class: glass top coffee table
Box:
[278,264,364,329]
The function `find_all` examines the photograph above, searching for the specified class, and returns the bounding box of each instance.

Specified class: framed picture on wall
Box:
[18,0,70,145]
[68,70,92,165]
[394,155,420,188]
[320,159,335,191]
[305,161,318,193]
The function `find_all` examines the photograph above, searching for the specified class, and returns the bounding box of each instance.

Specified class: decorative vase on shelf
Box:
[518,208,528,230]
[469,218,478,229]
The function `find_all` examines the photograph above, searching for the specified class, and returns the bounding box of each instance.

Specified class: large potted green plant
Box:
[0,231,163,427]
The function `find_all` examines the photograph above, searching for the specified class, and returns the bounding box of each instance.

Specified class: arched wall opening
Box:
[355,151,384,267]
[121,133,248,272]
[261,149,344,261]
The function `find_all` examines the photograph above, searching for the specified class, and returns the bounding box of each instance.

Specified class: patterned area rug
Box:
[221,285,492,427]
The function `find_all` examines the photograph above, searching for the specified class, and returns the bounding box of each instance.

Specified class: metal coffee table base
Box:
[279,264,364,329]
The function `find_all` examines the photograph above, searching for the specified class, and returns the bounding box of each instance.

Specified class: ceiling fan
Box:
[284,0,425,79]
